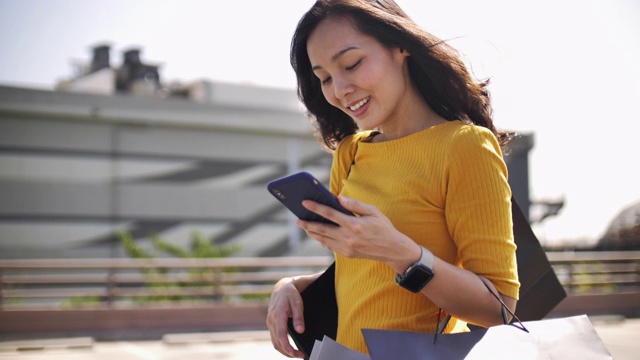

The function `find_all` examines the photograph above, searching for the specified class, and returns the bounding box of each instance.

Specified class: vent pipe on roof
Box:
[123,49,141,65]
[90,45,111,73]
[116,47,160,94]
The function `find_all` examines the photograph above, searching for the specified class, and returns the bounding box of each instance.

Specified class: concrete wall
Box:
[0,85,333,259]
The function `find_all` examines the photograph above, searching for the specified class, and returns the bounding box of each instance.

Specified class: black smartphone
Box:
[267,171,353,225]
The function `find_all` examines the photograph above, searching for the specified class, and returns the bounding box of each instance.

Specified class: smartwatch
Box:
[395,246,435,293]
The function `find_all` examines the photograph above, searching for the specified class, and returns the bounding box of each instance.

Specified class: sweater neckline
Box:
[358,120,461,148]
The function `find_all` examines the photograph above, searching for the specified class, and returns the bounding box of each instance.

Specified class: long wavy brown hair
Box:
[291,0,514,151]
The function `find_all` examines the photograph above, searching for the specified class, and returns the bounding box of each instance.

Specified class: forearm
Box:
[384,230,516,328]
[421,257,516,327]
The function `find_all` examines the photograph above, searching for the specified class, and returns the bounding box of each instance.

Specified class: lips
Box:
[348,97,370,111]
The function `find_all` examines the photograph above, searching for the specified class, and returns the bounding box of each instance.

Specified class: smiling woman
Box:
[266,0,520,357]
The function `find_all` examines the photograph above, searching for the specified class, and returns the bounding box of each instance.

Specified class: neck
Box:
[376,99,445,142]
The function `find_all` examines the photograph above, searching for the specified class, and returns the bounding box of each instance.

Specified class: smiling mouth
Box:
[349,97,370,111]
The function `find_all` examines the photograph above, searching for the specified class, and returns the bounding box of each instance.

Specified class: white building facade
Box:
[0,82,334,259]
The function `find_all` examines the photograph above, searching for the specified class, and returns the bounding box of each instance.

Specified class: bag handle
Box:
[434,280,528,344]
[481,280,528,331]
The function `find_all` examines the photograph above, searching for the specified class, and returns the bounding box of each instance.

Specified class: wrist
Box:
[390,242,423,274]
[395,245,436,293]
[289,272,321,293]
[275,276,296,291]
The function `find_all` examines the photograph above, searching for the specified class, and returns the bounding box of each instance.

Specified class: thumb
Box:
[338,196,374,216]
[290,299,305,334]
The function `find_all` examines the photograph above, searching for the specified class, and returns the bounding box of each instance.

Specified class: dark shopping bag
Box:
[362,314,612,359]
[510,199,566,321]
[288,198,567,359]
[287,263,337,359]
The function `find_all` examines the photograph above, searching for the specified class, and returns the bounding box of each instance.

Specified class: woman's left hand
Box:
[297,196,420,273]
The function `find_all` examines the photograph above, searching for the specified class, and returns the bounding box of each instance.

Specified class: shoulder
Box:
[330,131,375,194]
[444,121,502,156]
[443,120,496,141]
[335,131,376,155]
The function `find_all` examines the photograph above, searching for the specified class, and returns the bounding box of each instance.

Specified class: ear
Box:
[393,46,411,63]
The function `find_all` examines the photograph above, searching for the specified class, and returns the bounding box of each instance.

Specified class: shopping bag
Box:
[309,336,371,360]
[287,263,337,359]
[511,199,566,321]
[363,280,610,359]
[362,314,612,360]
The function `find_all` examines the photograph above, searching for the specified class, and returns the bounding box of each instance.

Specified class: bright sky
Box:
[0,0,638,247]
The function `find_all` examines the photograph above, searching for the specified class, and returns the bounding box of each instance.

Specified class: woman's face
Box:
[307,16,412,131]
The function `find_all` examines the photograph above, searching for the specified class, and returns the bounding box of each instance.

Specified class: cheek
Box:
[364,63,389,88]
[321,87,341,109]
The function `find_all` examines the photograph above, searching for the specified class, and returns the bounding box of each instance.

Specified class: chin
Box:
[353,120,379,132]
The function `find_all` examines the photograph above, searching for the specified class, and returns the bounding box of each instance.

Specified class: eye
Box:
[346,59,362,71]
[321,76,332,85]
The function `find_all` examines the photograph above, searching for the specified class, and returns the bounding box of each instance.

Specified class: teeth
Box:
[349,98,369,111]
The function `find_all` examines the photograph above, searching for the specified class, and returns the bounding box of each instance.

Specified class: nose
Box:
[333,75,354,100]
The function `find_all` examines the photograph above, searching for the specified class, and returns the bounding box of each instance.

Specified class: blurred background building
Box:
[0,45,334,260]
[597,202,640,250]
[0,44,637,260]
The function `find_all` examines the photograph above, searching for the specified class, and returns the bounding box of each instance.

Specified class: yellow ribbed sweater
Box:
[328,120,520,354]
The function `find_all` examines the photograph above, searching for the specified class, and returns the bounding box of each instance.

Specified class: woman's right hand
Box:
[266,277,306,358]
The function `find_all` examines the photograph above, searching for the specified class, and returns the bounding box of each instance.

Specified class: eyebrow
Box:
[311,46,359,71]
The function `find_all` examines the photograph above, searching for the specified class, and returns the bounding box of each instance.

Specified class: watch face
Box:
[399,264,434,293]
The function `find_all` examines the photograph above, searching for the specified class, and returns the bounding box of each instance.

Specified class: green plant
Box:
[62,295,102,308]
[117,230,241,304]
[66,230,241,307]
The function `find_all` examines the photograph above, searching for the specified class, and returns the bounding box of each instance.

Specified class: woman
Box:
[267,0,520,357]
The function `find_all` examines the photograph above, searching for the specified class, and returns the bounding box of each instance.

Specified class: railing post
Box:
[0,267,3,310]
[567,262,575,294]
[213,266,222,303]
[107,265,116,309]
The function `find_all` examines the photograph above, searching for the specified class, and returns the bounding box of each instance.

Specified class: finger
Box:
[272,316,298,357]
[273,339,304,359]
[301,200,350,225]
[338,195,374,216]
[289,292,306,334]
[296,219,332,238]
[275,326,305,358]
[267,310,289,355]
[274,297,306,358]
[296,221,336,249]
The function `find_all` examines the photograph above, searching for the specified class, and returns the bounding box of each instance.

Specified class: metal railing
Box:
[1,252,639,309]
[0,257,333,309]
[547,251,640,294]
